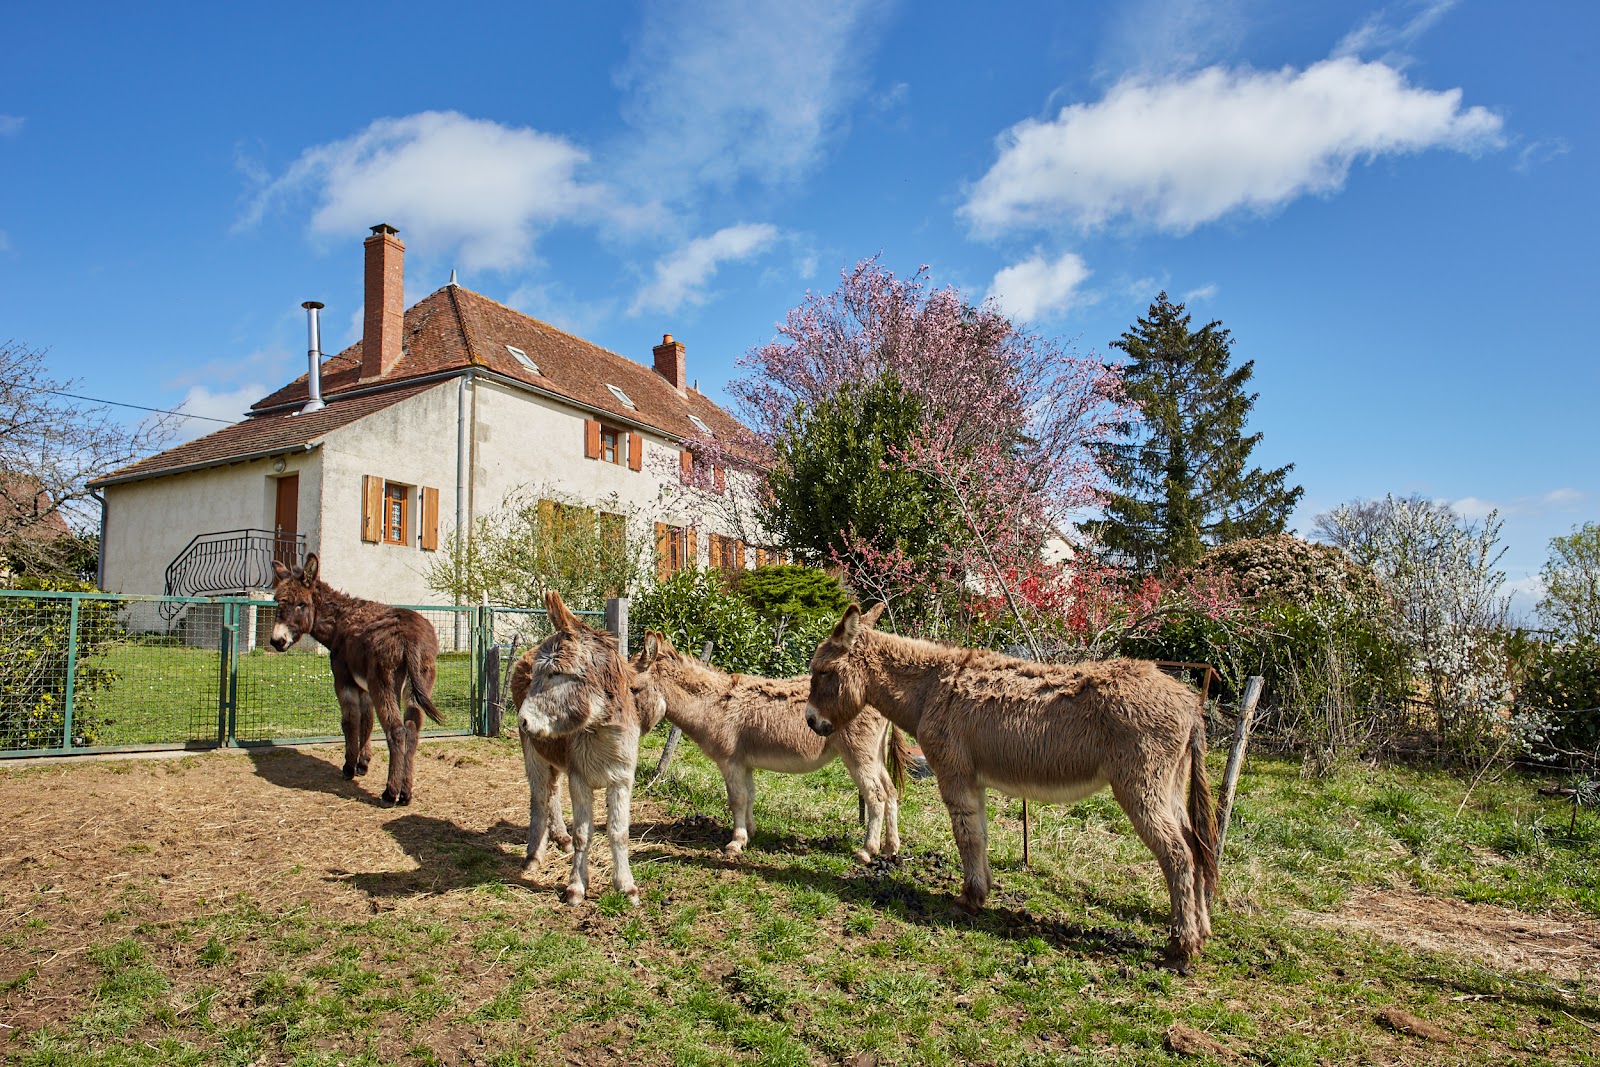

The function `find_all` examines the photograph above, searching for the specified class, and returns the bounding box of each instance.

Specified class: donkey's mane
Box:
[863,627,1154,686]
[659,650,805,700]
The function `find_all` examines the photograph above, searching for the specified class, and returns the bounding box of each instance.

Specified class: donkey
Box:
[632,630,908,862]
[511,590,663,906]
[804,604,1218,969]
[268,554,444,806]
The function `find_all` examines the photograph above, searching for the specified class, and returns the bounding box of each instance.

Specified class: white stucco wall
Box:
[101,450,323,596]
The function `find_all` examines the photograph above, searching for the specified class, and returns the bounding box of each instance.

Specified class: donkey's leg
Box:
[372,680,409,807]
[1171,760,1212,941]
[935,769,991,913]
[606,778,641,906]
[399,683,423,805]
[520,736,553,870]
[565,773,596,905]
[546,769,573,854]
[719,761,754,856]
[356,692,375,777]
[1112,774,1203,970]
[839,745,889,863]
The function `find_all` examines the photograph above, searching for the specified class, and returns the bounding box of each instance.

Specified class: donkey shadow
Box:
[246,747,375,802]
[333,813,531,898]
[635,819,1159,962]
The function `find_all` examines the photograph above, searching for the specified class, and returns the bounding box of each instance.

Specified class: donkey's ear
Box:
[544,589,578,632]
[861,603,886,629]
[301,553,320,584]
[833,603,862,646]
[271,560,292,583]
[654,630,679,657]
[643,631,662,665]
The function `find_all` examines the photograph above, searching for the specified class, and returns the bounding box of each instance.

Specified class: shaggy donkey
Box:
[805,604,1218,968]
[512,590,663,906]
[268,554,443,806]
[633,630,908,862]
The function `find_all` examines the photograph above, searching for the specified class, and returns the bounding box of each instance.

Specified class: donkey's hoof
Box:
[397,791,412,806]
[721,842,745,858]
[380,788,398,807]
[625,888,641,908]
[563,887,586,906]
[341,762,357,780]
[354,760,370,777]
[551,834,573,854]
[853,848,873,864]
[949,895,983,919]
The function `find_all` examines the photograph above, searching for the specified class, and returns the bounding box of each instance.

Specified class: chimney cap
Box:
[662,333,674,345]
[301,300,325,310]
[370,223,400,237]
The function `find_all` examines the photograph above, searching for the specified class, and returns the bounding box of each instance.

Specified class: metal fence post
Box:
[61,594,81,752]
[219,600,238,747]
[605,596,629,655]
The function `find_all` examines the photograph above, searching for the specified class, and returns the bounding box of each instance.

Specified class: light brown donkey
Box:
[804,604,1218,969]
[511,590,663,906]
[633,630,908,862]
[269,554,443,806]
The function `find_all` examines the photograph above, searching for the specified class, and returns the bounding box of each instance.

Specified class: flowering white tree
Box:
[1316,495,1537,754]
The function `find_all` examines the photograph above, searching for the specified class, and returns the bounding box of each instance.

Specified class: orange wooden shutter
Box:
[361,475,383,543]
[734,539,746,570]
[655,522,669,580]
[420,486,440,550]
[715,466,726,493]
[628,432,644,472]
[539,499,556,531]
[686,527,698,568]
[679,450,692,476]
[584,419,602,459]
[709,534,722,570]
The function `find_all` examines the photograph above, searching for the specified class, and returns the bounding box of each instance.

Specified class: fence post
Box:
[1216,675,1265,864]
[219,600,238,748]
[61,594,81,752]
[605,596,630,655]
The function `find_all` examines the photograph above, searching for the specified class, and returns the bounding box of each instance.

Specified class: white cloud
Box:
[1516,138,1570,174]
[1450,495,1498,521]
[1448,488,1586,521]
[0,115,23,137]
[961,57,1504,236]
[242,111,625,272]
[630,224,779,316]
[1334,0,1457,65]
[613,0,886,200]
[1182,283,1219,303]
[1542,488,1585,509]
[172,384,270,441]
[986,252,1092,323]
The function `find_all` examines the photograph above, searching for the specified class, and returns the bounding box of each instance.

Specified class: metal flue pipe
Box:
[301,301,327,413]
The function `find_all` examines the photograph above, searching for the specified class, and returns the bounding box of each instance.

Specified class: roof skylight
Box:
[605,384,636,409]
[687,414,713,435]
[505,344,539,374]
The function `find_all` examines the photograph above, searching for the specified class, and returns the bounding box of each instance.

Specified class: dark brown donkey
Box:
[805,604,1218,969]
[269,554,443,805]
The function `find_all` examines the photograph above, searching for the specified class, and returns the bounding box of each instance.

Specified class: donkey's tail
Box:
[406,647,446,726]
[1186,717,1219,901]
[885,725,910,795]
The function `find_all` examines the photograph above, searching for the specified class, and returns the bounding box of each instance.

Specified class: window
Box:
[605,384,636,409]
[585,419,641,469]
[600,511,625,549]
[687,414,713,436]
[655,522,695,579]
[383,482,408,545]
[601,426,620,464]
[505,344,540,375]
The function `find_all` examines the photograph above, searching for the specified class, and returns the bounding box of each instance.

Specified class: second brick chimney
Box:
[652,333,687,395]
[362,223,405,380]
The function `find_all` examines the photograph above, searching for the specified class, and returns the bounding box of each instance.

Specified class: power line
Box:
[41,388,238,425]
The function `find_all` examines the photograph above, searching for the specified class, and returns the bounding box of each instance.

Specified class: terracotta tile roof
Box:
[0,472,72,540]
[90,382,437,487]
[251,285,751,446]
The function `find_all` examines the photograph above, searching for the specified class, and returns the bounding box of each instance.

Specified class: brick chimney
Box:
[362,223,405,380]
[652,333,686,395]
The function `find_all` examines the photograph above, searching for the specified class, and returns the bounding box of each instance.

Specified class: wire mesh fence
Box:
[0,591,608,758]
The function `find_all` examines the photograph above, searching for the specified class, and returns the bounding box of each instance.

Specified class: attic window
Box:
[605,384,636,409]
[687,414,713,436]
[505,344,540,374]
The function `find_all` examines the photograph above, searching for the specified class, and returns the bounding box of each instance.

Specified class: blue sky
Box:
[3,1,1594,615]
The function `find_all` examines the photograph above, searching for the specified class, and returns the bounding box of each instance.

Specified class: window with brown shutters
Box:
[584,419,602,459]
[383,483,409,545]
[585,418,628,465]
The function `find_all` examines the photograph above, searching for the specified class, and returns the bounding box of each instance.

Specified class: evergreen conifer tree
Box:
[1089,293,1302,573]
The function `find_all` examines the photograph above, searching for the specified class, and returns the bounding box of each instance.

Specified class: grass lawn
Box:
[1,733,1596,1065]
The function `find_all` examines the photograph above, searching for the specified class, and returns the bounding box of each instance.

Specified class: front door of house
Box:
[274,475,299,565]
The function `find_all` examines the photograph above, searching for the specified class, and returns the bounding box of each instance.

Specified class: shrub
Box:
[634,566,844,678]
[1517,636,1600,761]
[0,577,118,750]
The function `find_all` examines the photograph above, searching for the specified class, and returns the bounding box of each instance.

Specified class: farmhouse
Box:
[91,224,764,607]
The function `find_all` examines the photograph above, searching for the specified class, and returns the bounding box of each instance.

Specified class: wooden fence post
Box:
[1216,675,1265,863]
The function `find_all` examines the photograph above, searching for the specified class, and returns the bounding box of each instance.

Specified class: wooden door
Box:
[274,474,299,564]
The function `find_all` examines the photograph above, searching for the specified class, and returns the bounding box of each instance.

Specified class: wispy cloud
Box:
[241,111,636,272]
[1096,0,1250,79]
[1450,488,1585,521]
[0,115,23,137]
[1182,283,1219,302]
[172,384,270,440]
[961,57,1503,237]
[986,251,1092,323]
[630,223,780,316]
[613,0,887,201]
[1515,138,1570,174]
[1334,0,1458,65]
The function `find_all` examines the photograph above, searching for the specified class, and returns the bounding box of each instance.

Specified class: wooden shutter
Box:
[734,539,746,570]
[539,499,556,531]
[715,466,726,493]
[361,475,383,543]
[419,486,440,551]
[686,527,698,569]
[679,450,692,476]
[709,534,722,570]
[655,522,669,580]
[628,432,644,472]
[584,419,602,459]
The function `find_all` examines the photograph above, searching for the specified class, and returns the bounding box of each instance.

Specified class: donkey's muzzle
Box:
[804,704,834,737]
